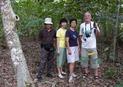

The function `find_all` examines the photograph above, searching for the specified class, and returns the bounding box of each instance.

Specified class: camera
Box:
[85,29,91,38]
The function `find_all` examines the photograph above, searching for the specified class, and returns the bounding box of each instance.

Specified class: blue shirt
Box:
[66,29,78,47]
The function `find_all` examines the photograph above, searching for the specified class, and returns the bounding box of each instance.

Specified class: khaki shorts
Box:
[80,48,100,69]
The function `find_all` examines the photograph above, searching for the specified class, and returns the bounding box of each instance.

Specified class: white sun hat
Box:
[44,18,53,24]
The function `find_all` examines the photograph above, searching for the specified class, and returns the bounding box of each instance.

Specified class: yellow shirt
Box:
[56,28,66,48]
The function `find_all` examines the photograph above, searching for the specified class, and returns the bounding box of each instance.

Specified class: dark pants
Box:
[37,47,54,79]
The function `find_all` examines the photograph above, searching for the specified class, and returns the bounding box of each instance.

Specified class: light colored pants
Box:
[80,48,99,69]
[57,48,66,67]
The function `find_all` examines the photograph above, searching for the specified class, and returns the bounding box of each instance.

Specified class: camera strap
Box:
[84,22,92,34]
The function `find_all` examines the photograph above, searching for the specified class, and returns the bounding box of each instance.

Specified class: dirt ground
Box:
[0,39,123,87]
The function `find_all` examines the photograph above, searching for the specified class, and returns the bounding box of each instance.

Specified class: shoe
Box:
[72,73,77,78]
[58,74,64,79]
[82,73,88,78]
[61,71,67,75]
[94,75,100,79]
[69,75,73,83]
[46,73,53,78]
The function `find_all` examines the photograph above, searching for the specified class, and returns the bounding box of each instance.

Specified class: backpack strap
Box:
[93,22,97,29]
[93,22,100,37]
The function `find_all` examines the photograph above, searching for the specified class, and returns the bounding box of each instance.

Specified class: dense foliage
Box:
[0,0,122,39]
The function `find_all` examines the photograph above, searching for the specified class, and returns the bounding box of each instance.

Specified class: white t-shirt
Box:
[79,21,100,49]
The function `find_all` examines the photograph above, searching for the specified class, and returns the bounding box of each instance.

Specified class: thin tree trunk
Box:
[113,0,120,61]
[0,0,35,87]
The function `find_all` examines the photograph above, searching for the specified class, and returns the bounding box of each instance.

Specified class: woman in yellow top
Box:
[56,18,68,79]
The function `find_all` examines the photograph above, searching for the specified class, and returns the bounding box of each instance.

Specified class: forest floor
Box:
[0,39,123,87]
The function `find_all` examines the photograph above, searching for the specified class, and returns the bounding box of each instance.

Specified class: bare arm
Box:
[56,37,60,53]
[66,37,71,55]
[66,37,70,50]
[94,23,101,37]
[96,26,101,37]
[79,35,82,48]
[77,38,80,48]
[79,25,83,47]
[78,35,82,56]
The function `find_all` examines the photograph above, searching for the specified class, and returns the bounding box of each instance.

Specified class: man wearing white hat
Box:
[37,18,56,81]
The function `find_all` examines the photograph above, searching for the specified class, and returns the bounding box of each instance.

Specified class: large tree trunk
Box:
[0,0,35,87]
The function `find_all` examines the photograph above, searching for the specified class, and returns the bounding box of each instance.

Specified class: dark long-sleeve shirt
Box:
[39,29,56,45]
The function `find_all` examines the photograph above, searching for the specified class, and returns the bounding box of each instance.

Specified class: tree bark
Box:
[113,0,120,61]
[0,0,35,87]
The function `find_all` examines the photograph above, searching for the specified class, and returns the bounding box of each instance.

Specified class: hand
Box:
[57,48,60,55]
[68,49,72,55]
[78,48,81,56]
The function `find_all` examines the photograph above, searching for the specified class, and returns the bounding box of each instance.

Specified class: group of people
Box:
[37,12,100,83]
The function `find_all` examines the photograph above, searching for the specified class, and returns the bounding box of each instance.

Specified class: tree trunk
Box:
[0,0,35,87]
[113,0,120,61]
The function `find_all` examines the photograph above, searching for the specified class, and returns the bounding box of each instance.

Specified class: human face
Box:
[61,22,67,29]
[45,24,52,29]
[70,21,77,29]
[84,12,92,23]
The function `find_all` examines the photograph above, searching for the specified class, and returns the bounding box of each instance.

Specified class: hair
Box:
[69,18,77,25]
[84,11,92,16]
[59,18,68,25]
[58,18,68,28]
